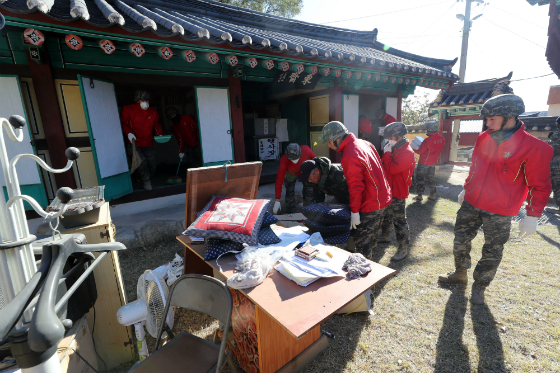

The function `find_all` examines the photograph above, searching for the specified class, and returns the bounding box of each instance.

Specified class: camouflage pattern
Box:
[453,200,511,286]
[556,116,560,131]
[126,143,157,181]
[284,173,313,212]
[165,106,180,119]
[353,208,385,261]
[321,121,349,144]
[383,122,407,138]
[311,157,350,204]
[285,143,302,160]
[480,94,525,118]
[549,131,560,207]
[426,121,440,133]
[416,163,436,195]
[134,89,151,102]
[380,198,409,245]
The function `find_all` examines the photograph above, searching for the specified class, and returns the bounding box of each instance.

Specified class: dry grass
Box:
[111,171,560,373]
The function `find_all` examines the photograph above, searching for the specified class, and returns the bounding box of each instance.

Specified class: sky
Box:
[294,0,558,112]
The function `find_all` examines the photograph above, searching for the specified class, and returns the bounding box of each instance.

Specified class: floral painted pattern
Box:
[228,289,260,373]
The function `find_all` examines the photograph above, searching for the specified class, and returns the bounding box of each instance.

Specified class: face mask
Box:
[140,101,149,110]
[388,140,397,146]
[290,158,300,164]
[171,115,181,125]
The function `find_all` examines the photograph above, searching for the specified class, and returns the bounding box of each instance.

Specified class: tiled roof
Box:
[429,72,514,108]
[525,0,550,5]
[0,0,459,76]
[521,116,557,132]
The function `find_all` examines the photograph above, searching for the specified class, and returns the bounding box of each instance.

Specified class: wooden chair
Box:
[129,274,236,373]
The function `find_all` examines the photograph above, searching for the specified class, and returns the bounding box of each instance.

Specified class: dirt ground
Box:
[111,167,560,373]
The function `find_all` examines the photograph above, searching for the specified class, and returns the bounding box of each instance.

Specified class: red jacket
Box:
[382,140,416,199]
[121,103,163,148]
[359,117,373,134]
[414,132,445,165]
[382,114,396,126]
[275,145,315,199]
[172,115,199,152]
[338,133,391,213]
[464,123,552,217]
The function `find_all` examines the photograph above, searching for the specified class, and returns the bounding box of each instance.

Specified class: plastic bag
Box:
[227,246,282,289]
[166,253,184,287]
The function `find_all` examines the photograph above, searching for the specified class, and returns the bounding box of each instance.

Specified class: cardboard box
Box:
[58,317,99,373]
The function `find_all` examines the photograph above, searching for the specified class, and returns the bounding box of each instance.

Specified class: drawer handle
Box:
[100,231,109,239]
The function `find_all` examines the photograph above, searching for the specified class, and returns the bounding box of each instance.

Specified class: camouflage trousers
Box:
[353,208,386,260]
[284,174,313,213]
[126,144,157,181]
[380,198,409,245]
[416,163,436,195]
[453,201,511,287]
[185,145,202,169]
[551,159,560,207]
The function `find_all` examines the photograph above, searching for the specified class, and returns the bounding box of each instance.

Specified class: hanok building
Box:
[0,0,458,210]
[526,0,560,78]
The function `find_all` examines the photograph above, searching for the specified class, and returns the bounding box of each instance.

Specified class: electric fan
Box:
[116,269,174,360]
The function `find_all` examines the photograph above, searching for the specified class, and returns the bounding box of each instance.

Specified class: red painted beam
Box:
[26,51,77,189]
[328,80,342,163]
[228,69,245,163]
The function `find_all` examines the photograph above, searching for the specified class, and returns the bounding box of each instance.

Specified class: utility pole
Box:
[450,0,472,162]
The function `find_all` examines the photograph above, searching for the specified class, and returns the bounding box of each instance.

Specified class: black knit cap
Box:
[298,160,317,182]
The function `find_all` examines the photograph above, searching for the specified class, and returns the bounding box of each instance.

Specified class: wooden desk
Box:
[178,233,395,373]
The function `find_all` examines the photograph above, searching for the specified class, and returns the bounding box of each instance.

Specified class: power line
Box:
[400,2,457,51]
[481,16,546,49]
[322,0,451,25]
[490,4,547,30]
[510,73,556,82]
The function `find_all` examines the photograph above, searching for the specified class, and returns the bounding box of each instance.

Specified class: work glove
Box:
[128,133,136,142]
[519,216,538,238]
[273,200,281,215]
[383,143,392,153]
[458,189,465,205]
[179,153,185,159]
[350,212,361,230]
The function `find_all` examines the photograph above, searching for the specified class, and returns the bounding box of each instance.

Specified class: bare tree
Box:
[216,0,303,18]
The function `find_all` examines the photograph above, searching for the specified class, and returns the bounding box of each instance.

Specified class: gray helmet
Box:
[426,121,440,133]
[480,94,525,119]
[321,121,349,144]
[165,106,180,119]
[376,109,385,118]
[383,122,407,138]
[285,143,302,160]
[134,89,151,102]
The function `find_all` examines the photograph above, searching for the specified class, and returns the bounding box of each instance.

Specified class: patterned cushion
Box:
[184,196,272,246]
[301,203,351,224]
[323,231,351,245]
[203,238,244,261]
[261,212,279,226]
[258,225,281,245]
[303,219,350,237]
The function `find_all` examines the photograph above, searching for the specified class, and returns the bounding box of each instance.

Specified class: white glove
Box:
[519,216,538,238]
[273,200,281,215]
[128,133,136,142]
[458,189,465,205]
[179,153,184,159]
[350,212,361,229]
[383,143,392,153]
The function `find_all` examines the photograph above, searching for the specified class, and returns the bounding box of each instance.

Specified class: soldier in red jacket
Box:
[121,90,163,191]
[413,121,445,201]
[273,143,315,214]
[439,94,553,305]
[322,121,391,261]
[376,109,396,126]
[165,107,201,168]
[379,122,416,261]
[358,115,373,140]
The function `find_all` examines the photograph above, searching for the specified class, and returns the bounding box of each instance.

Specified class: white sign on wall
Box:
[343,94,360,136]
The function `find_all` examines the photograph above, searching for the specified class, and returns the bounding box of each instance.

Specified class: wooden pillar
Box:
[228,69,246,163]
[440,113,453,164]
[396,85,403,122]
[26,51,77,189]
[328,80,343,162]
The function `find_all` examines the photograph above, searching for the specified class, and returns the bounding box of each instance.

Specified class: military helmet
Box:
[285,143,302,160]
[321,121,349,144]
[549,131,560,142]
[376,109,386,118]
[165,106,180,119]
[383,122,407,138]
[134,89,151,102]
[426,121,440,133]
[480,94,525,118]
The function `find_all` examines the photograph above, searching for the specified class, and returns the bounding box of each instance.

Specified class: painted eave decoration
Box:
[1,0,460,83]
[23,28,44,45]
[65,34,83,50]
